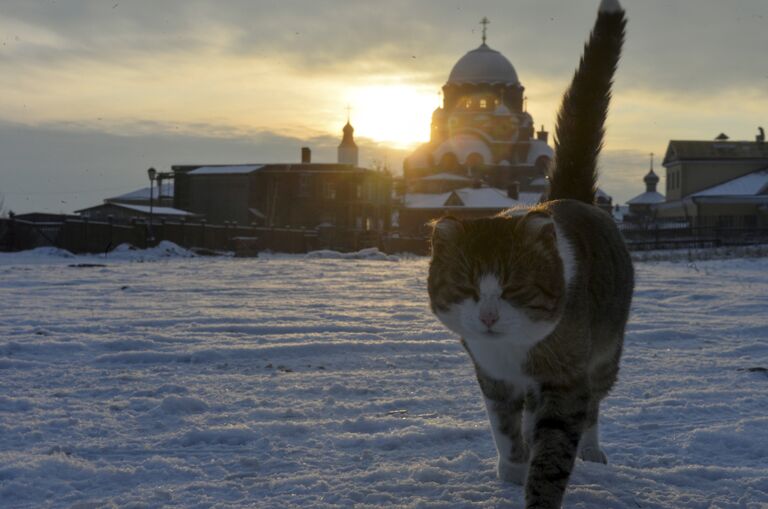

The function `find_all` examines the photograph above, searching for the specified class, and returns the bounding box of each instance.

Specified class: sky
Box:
[1,0,767,214]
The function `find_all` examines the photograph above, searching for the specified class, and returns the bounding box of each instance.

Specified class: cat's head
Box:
[427,209,569,346]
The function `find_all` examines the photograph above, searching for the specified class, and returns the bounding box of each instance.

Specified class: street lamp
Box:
[147,167,157,244]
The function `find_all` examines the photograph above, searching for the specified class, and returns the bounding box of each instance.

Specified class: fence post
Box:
[107,215,114,253]
[8,214,16,251]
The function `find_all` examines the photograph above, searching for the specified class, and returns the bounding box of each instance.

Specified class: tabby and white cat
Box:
[427,1,632,508]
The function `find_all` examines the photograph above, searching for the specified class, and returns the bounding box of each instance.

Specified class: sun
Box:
[344,84,437,149]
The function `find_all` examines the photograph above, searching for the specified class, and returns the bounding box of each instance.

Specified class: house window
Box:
[323,182,336,199]
[356,184,363,199]
[298,174,311,197]
[480,99,487,109]
[365,217,373,231]
[465,99,472,108]
[391,210,400,228]
[355,216,363,230]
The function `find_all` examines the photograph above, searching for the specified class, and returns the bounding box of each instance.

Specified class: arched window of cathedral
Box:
[480,99,487,109]
[466,153,485,168]
[440,152,460,172]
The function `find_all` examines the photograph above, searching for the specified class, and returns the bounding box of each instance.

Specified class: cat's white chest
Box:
[464,337,535,392]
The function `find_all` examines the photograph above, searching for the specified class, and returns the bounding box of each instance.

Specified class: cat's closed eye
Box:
[456,286,479,301]
[501,285,525,299]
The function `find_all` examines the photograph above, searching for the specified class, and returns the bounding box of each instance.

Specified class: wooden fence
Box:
[0,217,385,255]
[2,217,768,255]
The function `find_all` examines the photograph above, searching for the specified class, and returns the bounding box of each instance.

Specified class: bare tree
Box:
[0,193,6,218]
[369,158,391,176]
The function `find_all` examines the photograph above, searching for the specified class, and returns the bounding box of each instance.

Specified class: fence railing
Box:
[2,217,768,255]
[0,217,387,255]
[619,225,768,251]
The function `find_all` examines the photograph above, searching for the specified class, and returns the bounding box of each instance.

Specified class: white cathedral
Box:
[404,19,554,194]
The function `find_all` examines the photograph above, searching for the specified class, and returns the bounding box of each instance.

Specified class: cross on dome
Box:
[480,17,490,44]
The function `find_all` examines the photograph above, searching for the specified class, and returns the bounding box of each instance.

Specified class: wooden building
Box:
[654,132,768,227]
[172,156,392,233]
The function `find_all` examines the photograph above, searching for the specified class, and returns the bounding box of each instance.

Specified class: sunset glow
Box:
[345,84,437,149]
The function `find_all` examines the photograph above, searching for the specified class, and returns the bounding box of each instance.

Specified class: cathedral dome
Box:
[447,44,519,85]
[644,168,660,186]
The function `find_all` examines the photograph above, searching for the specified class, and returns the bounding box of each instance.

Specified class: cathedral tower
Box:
[338,121,359,166]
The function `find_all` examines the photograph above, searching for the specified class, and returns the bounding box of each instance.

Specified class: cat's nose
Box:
[480,311,499,328]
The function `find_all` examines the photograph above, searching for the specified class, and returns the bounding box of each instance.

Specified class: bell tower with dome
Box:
[338,120,359,166]
[405,18,553,193]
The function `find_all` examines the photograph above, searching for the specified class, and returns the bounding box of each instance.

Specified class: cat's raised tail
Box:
[547,0,626,204]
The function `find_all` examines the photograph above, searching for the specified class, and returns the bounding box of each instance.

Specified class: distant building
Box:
[403,21,553,193]
[624,156,665,223]
[75,202,198,223]
[654,130,768,227]
[398,185,540,236]
[172,127,392,233]
[75,182,197,222]
[103,183,174,208]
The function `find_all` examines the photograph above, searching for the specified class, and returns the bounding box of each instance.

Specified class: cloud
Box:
[0,0,765,215]
[0,120,408,214]
[2,0,766,91]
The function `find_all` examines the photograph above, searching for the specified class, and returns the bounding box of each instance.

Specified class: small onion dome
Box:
[644,168,660,186]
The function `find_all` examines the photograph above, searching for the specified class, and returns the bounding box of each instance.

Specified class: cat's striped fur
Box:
[427,2,631,508]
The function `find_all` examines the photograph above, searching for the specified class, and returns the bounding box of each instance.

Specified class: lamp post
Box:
[147,167,157,245]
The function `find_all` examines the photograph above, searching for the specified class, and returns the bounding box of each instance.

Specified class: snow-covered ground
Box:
[1,246,766,508]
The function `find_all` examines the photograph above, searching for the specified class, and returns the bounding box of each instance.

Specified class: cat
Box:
[427,1,632,508]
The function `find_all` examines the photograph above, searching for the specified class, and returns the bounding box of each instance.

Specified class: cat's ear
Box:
[515,210,556,244]
[429,216,464,248]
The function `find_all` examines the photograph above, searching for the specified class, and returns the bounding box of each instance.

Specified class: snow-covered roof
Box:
[525,139,554,165]
[433,135,493,166]
[690,169,768,197]
[111,204,197,216]
[596,188,612,200]
[627,191,666,205]
[447,43,519,85]
[418,172,472,182]
[613,204,629,222]
[188,165,265,175]
[404,187,541,209]
[106,184,174,202]
[76,202,196,216]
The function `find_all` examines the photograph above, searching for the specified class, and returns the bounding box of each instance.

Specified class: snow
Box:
[418,173,472,182]
[627,191,666,205]
[187,165,264,175]
[433,134,493,165]
[1,246,767,508]
[405,188,541,209]
[105,183,175,202]
[691,169,768,197]
[306,248,398,261]
[103,203,197,216]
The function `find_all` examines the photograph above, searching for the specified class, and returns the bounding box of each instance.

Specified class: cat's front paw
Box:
[579,447,608,464]
[497,459,528,485]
